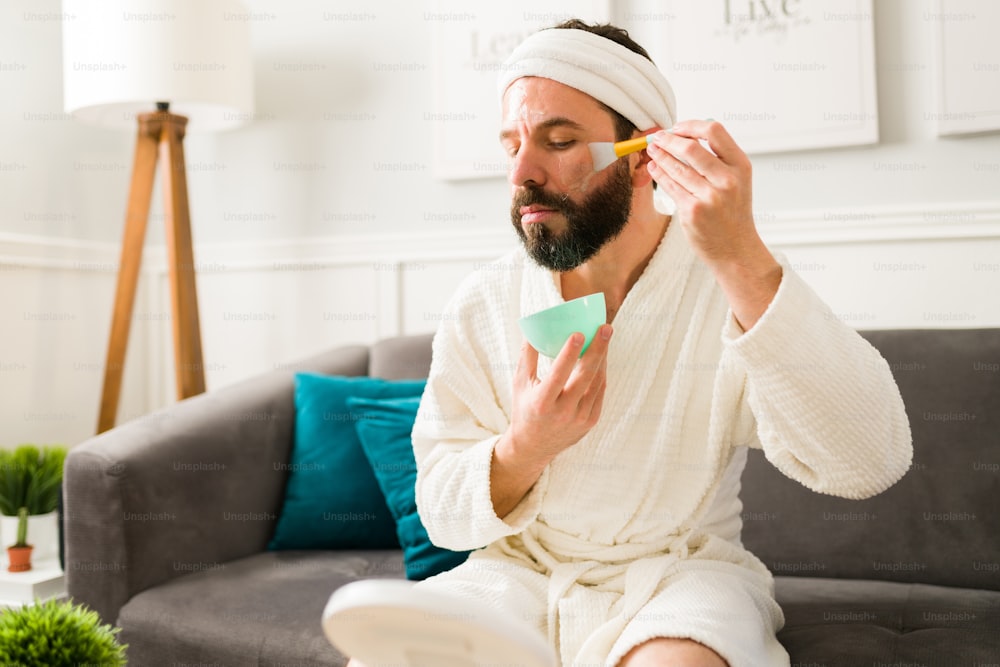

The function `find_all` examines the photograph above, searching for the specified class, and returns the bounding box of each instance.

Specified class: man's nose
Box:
[508,143,546,189]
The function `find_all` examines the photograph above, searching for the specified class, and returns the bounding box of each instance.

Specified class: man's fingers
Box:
[649,130,717,180]
[560,324,612,403]
[527,324,612,412]
[668,119,747,169]
[516,339,539,387]
[647,158,696,206]
[537,332,585,402]
[647,142,711,199]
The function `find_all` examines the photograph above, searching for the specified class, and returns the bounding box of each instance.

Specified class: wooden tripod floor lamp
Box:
[61,0,254,433]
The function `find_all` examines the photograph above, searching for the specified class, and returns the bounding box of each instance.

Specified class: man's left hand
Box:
[646,120,760,266]
[646,120,782,331]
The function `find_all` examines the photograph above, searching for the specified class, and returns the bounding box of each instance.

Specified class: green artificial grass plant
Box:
[0,598,127,666]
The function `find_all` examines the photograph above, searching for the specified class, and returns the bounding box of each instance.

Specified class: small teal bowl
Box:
[518,292,606,358]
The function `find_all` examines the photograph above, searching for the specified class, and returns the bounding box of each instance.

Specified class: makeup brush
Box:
[588,134,654,172]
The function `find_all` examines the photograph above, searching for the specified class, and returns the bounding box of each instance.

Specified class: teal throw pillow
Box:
[268,373,426,550]
[347,395,471,580]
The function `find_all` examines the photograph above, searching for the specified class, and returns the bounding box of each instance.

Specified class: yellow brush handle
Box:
[612,135,652,158]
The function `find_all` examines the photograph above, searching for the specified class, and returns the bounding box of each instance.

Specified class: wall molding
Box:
[148,229,519,274]
[756,201,1000,247]
[0,232,120,272]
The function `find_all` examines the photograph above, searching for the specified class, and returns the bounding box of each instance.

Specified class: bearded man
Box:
[347,19,911,667]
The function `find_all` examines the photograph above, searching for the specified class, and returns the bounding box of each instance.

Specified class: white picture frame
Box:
[430,1,611,180]
[930,0,1000,136]
[648,0,879,155]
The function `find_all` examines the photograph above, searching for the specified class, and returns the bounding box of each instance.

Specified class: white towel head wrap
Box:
[496,27,677,133]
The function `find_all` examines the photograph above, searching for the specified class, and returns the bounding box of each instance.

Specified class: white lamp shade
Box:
[62,0,254,131]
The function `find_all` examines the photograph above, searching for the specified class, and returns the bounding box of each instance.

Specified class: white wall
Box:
[1,0,998,448]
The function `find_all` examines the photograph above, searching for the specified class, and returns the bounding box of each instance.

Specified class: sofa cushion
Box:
[117,550,405,666]
[349,395,471,580]
[774,576,1000,663]
[369,333,435,380]
[740,328,1000,591]
[268,374,426,550]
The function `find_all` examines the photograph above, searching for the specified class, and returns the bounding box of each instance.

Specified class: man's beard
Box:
[510,161,632,272]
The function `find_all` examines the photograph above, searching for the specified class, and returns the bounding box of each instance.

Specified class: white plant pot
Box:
[1,511,60,564]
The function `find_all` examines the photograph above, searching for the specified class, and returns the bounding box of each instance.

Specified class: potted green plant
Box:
[0,597,127,665]
[0,445,68,572]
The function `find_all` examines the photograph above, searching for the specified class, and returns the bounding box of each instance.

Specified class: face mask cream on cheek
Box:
[555,148,598,195]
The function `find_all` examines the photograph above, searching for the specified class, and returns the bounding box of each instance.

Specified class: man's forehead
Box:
[500,77,609,131]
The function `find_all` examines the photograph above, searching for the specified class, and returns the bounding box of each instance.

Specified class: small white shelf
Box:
[0,558,66,608]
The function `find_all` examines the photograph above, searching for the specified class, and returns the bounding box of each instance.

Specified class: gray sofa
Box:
[64,329,1000,666]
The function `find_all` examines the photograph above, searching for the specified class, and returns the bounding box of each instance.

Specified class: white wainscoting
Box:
[757,201,1000,332]
[0,233,151,445]
[3,202,999,446]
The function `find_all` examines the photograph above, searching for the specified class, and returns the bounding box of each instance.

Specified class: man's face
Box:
[500,77,633,272]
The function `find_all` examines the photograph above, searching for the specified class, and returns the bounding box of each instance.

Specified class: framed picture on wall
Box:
[930,0,1000,136]
[647,0,879,154]
[430,0,611,180]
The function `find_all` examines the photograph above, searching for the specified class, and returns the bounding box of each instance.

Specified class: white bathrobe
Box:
[412,221,912,667]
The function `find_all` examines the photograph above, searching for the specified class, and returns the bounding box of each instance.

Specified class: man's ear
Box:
[630,127,661,188]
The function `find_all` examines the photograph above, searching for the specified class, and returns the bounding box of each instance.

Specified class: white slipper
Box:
[322,579,556,667]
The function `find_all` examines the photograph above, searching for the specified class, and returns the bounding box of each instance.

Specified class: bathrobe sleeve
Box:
[412,266,549,551]
[722,258,913,499]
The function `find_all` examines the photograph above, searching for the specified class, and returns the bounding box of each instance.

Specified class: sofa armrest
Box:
[64,344,369,624]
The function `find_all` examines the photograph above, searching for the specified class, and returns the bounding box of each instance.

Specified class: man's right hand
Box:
[489,324,613,519]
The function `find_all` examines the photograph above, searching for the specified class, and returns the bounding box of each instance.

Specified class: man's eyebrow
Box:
[499,117,587,143]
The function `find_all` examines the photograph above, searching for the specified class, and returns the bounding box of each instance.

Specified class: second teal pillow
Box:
[347,395,471,580]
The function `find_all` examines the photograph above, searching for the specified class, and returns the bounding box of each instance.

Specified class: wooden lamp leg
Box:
[96,111,207,434]
[97,116,160,434]
[160,114,206,401]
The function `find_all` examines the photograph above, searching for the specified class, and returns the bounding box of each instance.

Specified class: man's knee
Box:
[617,637,730,667]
